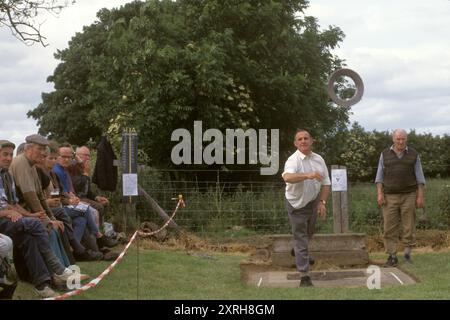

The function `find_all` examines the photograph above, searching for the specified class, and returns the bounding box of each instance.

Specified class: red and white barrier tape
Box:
[138,195,185,237]
[45,196,184,300]
[45,230,138,300]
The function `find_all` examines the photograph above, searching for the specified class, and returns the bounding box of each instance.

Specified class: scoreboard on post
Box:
[121,128,138,203]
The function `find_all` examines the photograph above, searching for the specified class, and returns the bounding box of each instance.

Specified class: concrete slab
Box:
[269,234,369,268]
[243,267,417,288]
[272,250,369,268]
[271,234,367,252]
[243,233,417,289]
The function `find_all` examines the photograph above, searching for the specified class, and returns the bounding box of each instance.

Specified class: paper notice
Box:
[331,169,347,192]
[122,173,138,196]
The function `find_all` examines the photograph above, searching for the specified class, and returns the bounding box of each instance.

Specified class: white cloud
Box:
[0,103,40,148]
[308,0,450,135]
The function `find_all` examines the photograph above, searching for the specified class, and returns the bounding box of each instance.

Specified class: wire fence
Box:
[107,167,450,238]
[134,168,290,236]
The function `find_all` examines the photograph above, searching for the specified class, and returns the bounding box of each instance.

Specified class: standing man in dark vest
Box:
[375,129,425,267]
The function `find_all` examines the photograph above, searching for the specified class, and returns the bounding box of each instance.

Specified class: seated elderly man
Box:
[53,143,117,250]
[1,139,74,298]
[9,135,74,265]
[71,146,110,227]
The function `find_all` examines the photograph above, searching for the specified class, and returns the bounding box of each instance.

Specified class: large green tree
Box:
[29,0,347,168]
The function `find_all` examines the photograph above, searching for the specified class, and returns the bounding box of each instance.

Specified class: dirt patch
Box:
[138,229,255,253]
[366,230,450,252]
[137,226,450,256]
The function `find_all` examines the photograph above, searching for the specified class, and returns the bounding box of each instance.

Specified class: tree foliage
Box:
[0,0,73,46]
[29,0,347,167]
[339,123,379,181]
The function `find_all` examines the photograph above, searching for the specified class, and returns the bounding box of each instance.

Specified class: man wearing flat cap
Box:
[1,138,74,298]
[0,140,36,219]
[9,134,63,231]
[0,141,15,150]
[0,140,18,212]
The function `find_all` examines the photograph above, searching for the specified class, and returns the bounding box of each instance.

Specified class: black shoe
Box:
[404,253,412,263]
[74,249,103,261]
[103,251,120,261]
[97,235,118,248]
[100,247,111,254]
[383,255,398,267]
[299,275,313,287]
[0,282,17,299]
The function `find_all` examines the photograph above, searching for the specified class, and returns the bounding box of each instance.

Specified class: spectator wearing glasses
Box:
[37,143,103,262]
[53,144,117,253]
[70,146,110,228]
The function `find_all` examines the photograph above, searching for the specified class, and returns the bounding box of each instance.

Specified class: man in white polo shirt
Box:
[282,129,331,287]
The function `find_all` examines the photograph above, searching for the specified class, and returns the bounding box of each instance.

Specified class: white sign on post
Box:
[331,169,347,192]
[122,173,138,196]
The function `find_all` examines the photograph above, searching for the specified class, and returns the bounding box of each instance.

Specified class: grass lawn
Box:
[12,245,450,300]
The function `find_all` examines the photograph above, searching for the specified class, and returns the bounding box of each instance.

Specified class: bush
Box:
[438,184,450,228]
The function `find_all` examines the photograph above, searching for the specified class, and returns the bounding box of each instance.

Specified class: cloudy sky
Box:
[308,0,450,135]
[1,0,450,149]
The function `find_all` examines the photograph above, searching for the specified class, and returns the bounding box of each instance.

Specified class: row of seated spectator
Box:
[0,135,119,299]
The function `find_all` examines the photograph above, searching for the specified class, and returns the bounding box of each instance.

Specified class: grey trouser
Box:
[286,198,318,274]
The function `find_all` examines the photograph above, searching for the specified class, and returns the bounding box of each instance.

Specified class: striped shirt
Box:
[0,169,18,210]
